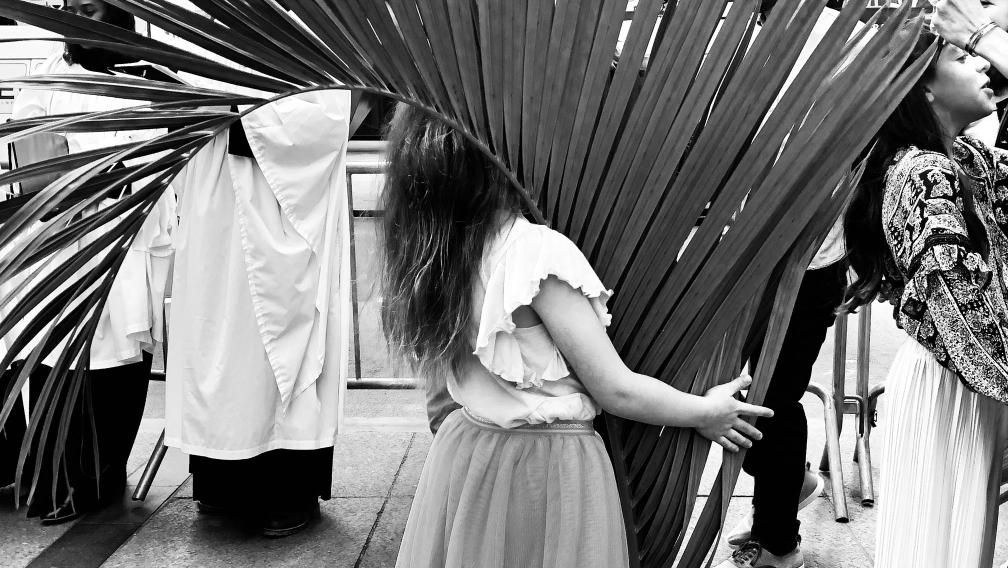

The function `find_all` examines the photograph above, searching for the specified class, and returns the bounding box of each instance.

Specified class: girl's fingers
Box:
[737,402,774,418]
[726,430,752,449]
[726,373,753,395]
[733,419,763,441]
[717,436,740,453]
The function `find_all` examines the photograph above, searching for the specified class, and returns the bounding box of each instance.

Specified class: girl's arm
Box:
[530,276,773,452]
[888,155,1008,404]
[934,0,1008,78]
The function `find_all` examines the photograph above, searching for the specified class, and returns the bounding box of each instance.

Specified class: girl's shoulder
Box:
[954,135,996,179]
[889,145,954,178]
[481,216,609,305]
[884,146,959,202]
[886,138,992,194]
[488,217,585,266]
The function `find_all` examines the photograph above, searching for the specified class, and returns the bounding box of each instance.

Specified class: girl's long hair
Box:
[842,32,990,312]
[380,103,524,384]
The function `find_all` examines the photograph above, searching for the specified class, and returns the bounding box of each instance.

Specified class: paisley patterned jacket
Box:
[883,136,1008,404]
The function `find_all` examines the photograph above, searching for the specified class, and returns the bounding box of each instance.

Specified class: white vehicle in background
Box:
[1,1,62,172]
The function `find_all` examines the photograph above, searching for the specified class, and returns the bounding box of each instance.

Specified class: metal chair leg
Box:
[821,314,848,473]
[854,304,876,506]
[806,382,849,522]
[855,436,874,506]
[132,429,168,501]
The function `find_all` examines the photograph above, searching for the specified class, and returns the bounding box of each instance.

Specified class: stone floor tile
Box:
[344,389,425,421]
[174,476,194,499]
[26,523,138,568]
[78,483,178,526]
[100,496,384,568]
[390,434,432,497]
[331,432,413,498]
[357,496,412,568]
[142,382,165,420]
[125,427,165,480]
[0,485,75,568]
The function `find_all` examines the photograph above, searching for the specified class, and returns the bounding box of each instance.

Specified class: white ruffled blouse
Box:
[447,216,612,428]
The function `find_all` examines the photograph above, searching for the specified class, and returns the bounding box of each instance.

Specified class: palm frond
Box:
[0,0,926,565]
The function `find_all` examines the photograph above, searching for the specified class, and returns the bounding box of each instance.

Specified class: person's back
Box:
[165,89,352,537]
[448,216,608,428]
[382,103,773,568]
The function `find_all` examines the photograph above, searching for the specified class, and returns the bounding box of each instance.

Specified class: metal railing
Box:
[806,303,884,522]
[344,159,417,390]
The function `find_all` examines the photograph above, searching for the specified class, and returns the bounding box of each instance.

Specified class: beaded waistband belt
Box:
[463,409,595,432]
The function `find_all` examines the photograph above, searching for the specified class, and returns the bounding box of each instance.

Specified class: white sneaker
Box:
[727,507,755,548]
[727,468,824,548]
[797,468,825,510]
[716,541,805,568]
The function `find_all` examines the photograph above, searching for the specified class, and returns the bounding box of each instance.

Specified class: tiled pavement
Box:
[5,308,1008,567]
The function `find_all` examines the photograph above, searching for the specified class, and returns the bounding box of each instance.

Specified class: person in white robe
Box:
[0,0,173,525]
[165,89,351,538]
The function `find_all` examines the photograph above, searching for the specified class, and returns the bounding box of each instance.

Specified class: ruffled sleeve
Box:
[884,150,1008,403]
[474,221,612,389]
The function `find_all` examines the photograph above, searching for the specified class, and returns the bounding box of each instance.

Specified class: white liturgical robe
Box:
[165,91,351,459]
[2,53,174,371]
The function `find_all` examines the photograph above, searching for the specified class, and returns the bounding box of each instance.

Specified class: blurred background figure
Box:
[0,0,174,525]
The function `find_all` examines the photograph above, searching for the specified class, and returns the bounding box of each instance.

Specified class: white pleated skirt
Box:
[875,340,1005,568]
[396,409,629,568]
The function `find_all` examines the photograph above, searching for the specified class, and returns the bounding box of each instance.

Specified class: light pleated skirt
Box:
[396,409,629,568]
[875,340,1005,568]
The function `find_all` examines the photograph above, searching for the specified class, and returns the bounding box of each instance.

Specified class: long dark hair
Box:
[380,104,524,384]
[842,32,990,312]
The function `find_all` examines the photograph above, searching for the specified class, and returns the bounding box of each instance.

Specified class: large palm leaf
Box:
[0,0,926,565]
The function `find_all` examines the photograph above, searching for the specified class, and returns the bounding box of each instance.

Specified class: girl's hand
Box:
[696,374,774,453]
[931,0,996,49]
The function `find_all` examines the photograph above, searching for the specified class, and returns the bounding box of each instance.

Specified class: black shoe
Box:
[40,498,84,526]
[38,484,121,526]
[261,502,320,538]
[196,500,237,515]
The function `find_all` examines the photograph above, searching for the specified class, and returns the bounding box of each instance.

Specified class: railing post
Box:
[347,171,362,382]
[855,304,875,505]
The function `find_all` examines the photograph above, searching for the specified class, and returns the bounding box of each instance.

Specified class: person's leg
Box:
[741,262,845,556]
[258,447,332,537]
[0,362,27,488]
[23,363,74,518]
[78,353,153,502]
[192,447,333,537]
[32,354,153,524]
[190,454,257,512]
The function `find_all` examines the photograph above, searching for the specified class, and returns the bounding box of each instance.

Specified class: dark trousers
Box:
[0,353,152,514]
[423,376,461,435]
[190,447,334,513]
[742,262,846,556]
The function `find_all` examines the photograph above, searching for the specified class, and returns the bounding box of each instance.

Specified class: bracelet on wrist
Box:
[967,21,998,57]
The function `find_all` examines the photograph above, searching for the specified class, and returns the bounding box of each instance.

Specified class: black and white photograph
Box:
[2,0,1008,566]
